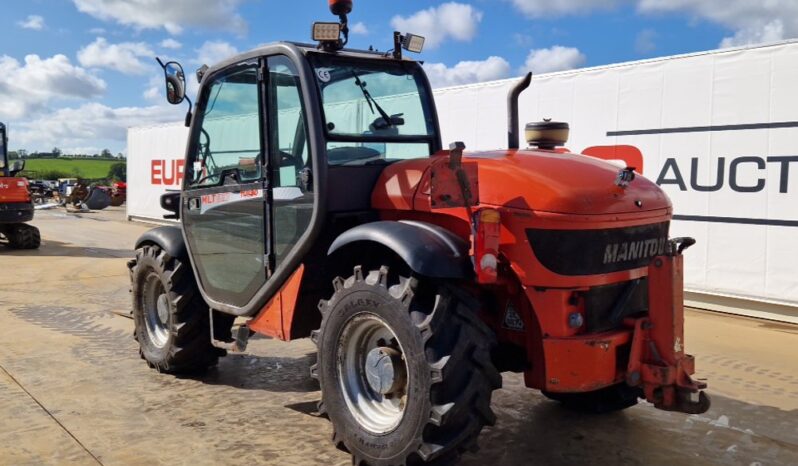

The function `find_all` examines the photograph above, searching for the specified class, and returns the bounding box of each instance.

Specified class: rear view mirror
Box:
[10,159,25,176]
[157,58,187,105]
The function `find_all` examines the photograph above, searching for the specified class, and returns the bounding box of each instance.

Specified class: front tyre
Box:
[130,245,223,373]
[313,266,501,465]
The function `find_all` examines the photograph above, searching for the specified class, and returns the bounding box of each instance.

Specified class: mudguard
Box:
[328,220,474,279]
[135,226,187,260]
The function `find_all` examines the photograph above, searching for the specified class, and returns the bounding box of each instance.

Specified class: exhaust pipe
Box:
[507,72,532,150]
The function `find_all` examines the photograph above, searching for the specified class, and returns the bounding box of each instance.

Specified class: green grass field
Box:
[20,158,123,180]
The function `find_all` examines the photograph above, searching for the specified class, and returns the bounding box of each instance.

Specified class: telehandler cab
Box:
[0,122,41,249]
[130,1,710,464]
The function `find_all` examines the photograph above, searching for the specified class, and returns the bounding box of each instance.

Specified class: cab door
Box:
[266,56,314,270]
[182,61,269,308]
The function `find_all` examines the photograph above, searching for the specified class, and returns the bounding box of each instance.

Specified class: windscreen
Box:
[310,54,437,166]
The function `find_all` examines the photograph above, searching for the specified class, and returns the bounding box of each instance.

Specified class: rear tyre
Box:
[130,244,225,374]
[542,383,642,414]
[8,224,41,250]
[312,266,501,465]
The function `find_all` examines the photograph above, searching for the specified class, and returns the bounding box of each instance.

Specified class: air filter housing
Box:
[525,120,569,150]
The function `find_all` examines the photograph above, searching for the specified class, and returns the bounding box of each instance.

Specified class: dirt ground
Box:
[1,207,796,465]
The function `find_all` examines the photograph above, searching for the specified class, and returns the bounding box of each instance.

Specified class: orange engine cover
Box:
[373,149,670,216]
[0,177,31,203]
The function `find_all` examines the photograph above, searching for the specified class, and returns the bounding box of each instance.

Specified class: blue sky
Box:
[0,0,793,154]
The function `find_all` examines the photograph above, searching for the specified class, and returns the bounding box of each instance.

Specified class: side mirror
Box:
[10,159,25,176]
[157,58,186,105]
[160,190,181,220]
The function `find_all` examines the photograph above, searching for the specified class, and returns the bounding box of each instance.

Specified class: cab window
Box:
[188,64,262,188]
[310,54,436,166]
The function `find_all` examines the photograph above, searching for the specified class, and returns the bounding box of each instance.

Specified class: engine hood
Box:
[465,149,670,215]
[373,149,671,216]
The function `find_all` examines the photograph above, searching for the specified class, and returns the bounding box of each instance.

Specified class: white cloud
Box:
[720,20,785,48]
[18,15,46,30]
[523,46,586,73]
[194,40,239,66]
[160,38,183,50]
[0,54,106,119]
[143,75,165,102]
[509,0,619,17]
[72,0,247,35]
[637,0,798,48]
[78,38,155,75]
[425,56,511,88]
[390,2,483,49]
[14,102,176,153]
[635,28,657,54]
[350,22,368,36]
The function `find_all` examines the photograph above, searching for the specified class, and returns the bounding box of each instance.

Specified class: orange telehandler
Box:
[130,2,709,464]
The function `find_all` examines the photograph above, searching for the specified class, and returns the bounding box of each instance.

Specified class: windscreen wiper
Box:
[351,70,393,129]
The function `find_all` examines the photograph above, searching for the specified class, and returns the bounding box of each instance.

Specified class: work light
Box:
[313,22,342,42]
[402,33,425,54]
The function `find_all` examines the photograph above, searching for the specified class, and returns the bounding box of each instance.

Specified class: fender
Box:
[134,226,187,260]
[329,220,474,279]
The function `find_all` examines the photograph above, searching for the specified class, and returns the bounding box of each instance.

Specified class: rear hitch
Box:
[672,388,711,415]
[623,236,710,415]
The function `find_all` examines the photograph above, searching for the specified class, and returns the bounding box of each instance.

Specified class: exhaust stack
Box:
[507,72,532,150]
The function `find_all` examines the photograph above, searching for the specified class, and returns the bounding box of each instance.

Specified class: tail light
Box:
[474,208,501,284]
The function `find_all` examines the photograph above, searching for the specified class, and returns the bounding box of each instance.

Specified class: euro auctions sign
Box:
[127,122,189,222]
[150,159,185,186]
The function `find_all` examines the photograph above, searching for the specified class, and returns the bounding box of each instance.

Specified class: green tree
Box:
[101,148,112,158]
[52,147,62,158]
[108,162,127,181]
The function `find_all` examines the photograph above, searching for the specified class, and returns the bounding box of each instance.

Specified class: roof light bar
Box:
[313,22,342,42]
[402,33,425,54]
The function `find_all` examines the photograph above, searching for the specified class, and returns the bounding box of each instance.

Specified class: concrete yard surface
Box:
[0,208,796,465]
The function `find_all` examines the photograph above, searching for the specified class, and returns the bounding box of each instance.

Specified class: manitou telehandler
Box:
[0,122,40,249]
[130,1,709,464]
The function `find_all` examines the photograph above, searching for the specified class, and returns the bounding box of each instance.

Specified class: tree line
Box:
[8,147,125,160]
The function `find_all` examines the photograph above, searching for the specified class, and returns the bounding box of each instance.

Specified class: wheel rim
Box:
[143,273,170,348]
[337,313,409,434]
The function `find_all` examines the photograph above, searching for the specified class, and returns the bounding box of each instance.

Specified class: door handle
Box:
[188,197,201,210]
[299,167,313,193]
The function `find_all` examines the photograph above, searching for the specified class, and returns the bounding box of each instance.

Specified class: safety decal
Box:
[503,302,525,331]
[200,189,262,214]
[316,68,332,83]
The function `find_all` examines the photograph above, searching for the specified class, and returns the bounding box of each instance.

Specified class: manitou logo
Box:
[603,238,667,265]
[0,183,8,189]
[151,159,185,186]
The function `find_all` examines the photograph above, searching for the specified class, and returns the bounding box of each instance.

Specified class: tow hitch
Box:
[625,237,711,414]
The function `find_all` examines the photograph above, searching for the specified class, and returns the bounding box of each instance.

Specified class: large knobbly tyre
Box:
[312,266,501,466]
[8,224,41,250]
[130,244,224,373]
[542,383,642,414]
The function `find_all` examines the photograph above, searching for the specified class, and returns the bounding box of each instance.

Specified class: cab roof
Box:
[203,41,418,82]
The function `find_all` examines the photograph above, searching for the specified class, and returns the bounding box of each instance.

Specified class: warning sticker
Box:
[200,189,262,214]
[503,302,525,331]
